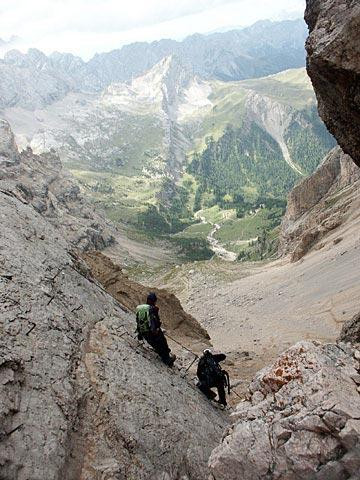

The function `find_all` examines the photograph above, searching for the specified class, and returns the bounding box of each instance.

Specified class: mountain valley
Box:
[2,55,335,262]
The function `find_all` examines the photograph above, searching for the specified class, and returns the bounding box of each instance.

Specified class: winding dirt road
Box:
[195,211,237,262]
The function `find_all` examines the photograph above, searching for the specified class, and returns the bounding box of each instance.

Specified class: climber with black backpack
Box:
[196,349,230,407]
[136,292,176,367]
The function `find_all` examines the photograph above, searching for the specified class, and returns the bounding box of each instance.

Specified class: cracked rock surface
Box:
[339,312,360,346]
[209,341,360,480]
[0,120,228,479]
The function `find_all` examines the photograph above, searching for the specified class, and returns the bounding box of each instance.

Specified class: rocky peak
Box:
[159,55,194,102]
[102,54,194,121]
[0,19,307,110]
[131,55,193,103]
[3,48,48,69]
[49,51,85,73]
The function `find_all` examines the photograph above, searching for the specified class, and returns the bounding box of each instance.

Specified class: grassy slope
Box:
[190,68,315,154]
[213,208,283,254]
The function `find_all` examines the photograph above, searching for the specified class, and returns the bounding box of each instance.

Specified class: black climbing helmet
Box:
[147,292,157,305]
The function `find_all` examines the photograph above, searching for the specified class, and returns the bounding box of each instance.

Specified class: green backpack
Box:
[136,304,151,335]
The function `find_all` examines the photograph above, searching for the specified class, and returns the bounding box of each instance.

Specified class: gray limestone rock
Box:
[0,119,20,167]
[209,341,360,480]
[339,312,360,345]
[279,146,360,261]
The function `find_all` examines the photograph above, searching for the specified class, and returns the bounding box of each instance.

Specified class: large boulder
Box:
[305,0,360,167]
[0,118,20,167]
[209,341,360,479]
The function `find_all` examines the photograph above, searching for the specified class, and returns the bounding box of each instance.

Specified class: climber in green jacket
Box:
[136,292,176,367]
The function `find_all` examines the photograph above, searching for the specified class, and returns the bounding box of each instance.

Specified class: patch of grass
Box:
[169,236,213,262]
[214,207,283,243]
[71,169,164,226]
[111,114,165,176]
[198,206,236,224]
[239,68,314,109]
[191,83,248,153]
[174,222,213,240]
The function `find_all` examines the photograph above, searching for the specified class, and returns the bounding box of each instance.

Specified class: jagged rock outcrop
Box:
[0,49,74,110]
[209,341,360,479]
[305,0,360,167]
[0,121,228,479]
[280,146,360,261]
[0,119,114,251]
[339,312,360,346]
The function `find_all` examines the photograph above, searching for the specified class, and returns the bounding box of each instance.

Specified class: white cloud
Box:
[0,0,306,59]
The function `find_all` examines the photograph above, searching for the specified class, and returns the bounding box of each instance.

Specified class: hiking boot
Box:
[164,353,176,367]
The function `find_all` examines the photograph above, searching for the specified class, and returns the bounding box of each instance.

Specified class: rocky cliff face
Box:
[245,92,303,175]
[0,120,228,479]
[305,0,360,167]
[0,49,76,110]
[82,251,210,356]
[280,146,360,261]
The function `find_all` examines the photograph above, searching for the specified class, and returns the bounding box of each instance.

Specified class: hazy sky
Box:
[0,0,306,59]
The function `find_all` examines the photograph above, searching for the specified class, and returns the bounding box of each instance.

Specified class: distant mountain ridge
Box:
[0,19,307,110]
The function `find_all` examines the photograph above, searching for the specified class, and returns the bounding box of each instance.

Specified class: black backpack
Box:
[198,354,224,385]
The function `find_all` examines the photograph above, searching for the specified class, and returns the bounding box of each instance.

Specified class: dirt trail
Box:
[207,223,238,262]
